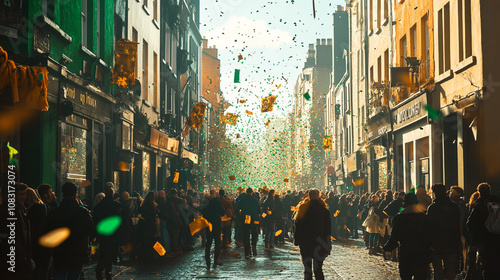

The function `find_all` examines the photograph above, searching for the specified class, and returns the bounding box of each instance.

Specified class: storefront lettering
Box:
[66,86,98,110]
[80,92,97,109]
[394,101,421,124]
[378,126,388,136]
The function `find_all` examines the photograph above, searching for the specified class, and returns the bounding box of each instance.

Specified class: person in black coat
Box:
[294,189,331,280]
[427,183,461,280]
[466,182,500,280]
[262,189,277,248]
[199,189,225,269]
[237,188,261,258]
[92,183,122,280]
[384,193,434,280]
[45,182,94,280]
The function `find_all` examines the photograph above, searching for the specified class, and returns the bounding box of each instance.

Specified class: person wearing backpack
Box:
[466,182,500,279]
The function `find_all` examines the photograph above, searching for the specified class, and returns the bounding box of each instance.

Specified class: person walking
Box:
[237,187,261,258]
[45,182,94,280]
[25,187,50,280]
[137,192,158,260]
[467,182,500,279]
[262,189,278,248]
[92,183,122,280]
[427,183,461,280]
[199,189,225,269]
[217,189,234,252]
[383,193,434,280]
[294,189,331,280]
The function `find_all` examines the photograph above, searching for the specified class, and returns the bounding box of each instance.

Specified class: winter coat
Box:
[45,198,94,268]
[467,195,500,260]
[383,204,434,264]
[427,196,461,255]
[294,199,331,259]
[199,197,225,230]
[383,197,404,219]
[262,196,277,222]
[236,193,261,225]
[362,206,382,234]
[92,196,123,241]
[217,195,234,227]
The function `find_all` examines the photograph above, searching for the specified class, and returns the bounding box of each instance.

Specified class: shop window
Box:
[143,152,150,193]
[61,122,88,199]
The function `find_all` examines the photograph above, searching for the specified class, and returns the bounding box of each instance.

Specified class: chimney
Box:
[203,38,208,49]
[316,39,321,45]
[327,39,332,45]
[309,44,314,50]
[321,38,326,45]
[337,5,343,12]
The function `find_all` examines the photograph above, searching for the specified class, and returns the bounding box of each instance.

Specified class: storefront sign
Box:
[64,84,111,119]
[373,145,387,160]
[367,114,391,141]
[182,149,199,165]
[392,92,428,131]
[167,138,179,155]
[150,128,170,152]
[346,151,361,174]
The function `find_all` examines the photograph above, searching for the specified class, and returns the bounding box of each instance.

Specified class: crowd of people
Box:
[1,180,500,280]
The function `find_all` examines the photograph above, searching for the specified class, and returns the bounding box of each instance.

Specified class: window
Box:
[377,56,382,83]
[142,39,148,100]
[444,4,451,72]
[132,28,138,78]
[384,49,389,82]
[384,0,388,19]
[400,35,407,66]
[153,0,158,21]
[370,66,374,84]
[82,0,88,47]
[144,0,148,8]
[142,152,150,192]
[421,15,430,79]
[122,122,132,150]
[154,52,158,108]
[438,3,451,74]
[377,0,381,29]
[458,0,472,61]
[96,0,101,57]
[43,0,55,19]
[370,0,374,30]
[410,24,417,57]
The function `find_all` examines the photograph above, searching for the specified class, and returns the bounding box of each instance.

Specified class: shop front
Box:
[113,108,137,194]
[345,151,362,194]
[391,90,441,192]
[133,127,180,196]
[58,78,114,205]
[366,113,392,192]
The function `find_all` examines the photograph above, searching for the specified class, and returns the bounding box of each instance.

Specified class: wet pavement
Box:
[83,236,400,280]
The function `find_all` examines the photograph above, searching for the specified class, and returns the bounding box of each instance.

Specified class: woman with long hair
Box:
[26,187,50,280]
[138,191,158,259]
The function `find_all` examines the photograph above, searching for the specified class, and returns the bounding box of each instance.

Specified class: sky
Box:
[200,0,343,144]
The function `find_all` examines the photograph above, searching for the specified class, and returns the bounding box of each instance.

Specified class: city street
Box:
[83,238,399,280]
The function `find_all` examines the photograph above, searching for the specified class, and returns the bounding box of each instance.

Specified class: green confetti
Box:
[96,216,122,236]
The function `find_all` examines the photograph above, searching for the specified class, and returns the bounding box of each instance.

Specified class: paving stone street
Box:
[83,237,400,280]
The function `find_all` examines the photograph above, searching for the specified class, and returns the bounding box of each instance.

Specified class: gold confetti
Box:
[39,227,71,248]
[153,241,166,256]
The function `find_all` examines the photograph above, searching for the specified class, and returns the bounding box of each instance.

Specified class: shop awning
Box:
[0,46,49,111]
